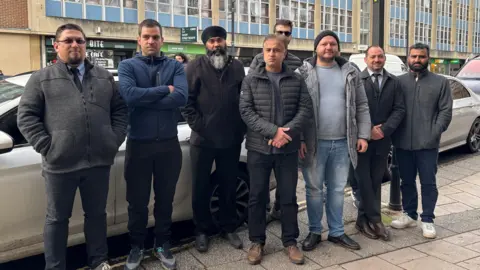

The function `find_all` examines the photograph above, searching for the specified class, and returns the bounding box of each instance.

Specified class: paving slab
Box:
[435,209,480,233]
[447,192,480,208]
[207,260,265,270]
[348,234,397,258]
[189,237,247,267]
[303,241,361,267]
[260,250,322,270]
[457,256,480,270]
[340,256,403,270]
[443,232,480,246]
[398,255,467,270]
[412,240,479,263]
[377,247,428,266]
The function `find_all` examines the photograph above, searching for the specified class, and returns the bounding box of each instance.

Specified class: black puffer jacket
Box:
[239,62,312,155]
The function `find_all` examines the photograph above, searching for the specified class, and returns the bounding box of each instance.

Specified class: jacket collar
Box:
[408,68,429,80]
[360,68,392,79]
[55,57,94,75]
[135,51,167,64]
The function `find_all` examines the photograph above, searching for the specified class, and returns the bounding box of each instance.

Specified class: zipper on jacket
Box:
[81,92,91,165]
[411,79,417,150]
[150,56,161,141]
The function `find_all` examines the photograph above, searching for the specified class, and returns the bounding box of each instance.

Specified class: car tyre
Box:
[209,166,250,230]
[466,118,480,153]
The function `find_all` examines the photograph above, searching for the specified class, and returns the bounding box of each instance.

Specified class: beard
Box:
[409,61,428,72]
[67,51,83,66]
[207,46,228,70]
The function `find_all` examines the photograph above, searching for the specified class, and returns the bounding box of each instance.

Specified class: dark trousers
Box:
[396,148,439,223]
[190,144,241,234]
[266,172,281,212]
[355,146,388,224]
[125,138,182,248]
[247,151,299,247]
[43,166,110,270]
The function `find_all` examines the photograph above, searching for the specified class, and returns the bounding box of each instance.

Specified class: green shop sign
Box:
[429,58,462,64]
[45,36,137,50]
[161,43,205,55]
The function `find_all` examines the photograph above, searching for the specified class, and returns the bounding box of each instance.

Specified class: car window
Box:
[0,80,24,106]
[456,59,480,79]
[449,79,471,100]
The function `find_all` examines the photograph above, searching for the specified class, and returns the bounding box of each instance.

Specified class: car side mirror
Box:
[0,131,14,154]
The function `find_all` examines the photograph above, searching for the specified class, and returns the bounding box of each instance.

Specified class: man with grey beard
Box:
[182,25,246,253]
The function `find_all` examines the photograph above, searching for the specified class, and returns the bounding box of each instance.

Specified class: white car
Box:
[348,53,408,76]
[0,72,265,263]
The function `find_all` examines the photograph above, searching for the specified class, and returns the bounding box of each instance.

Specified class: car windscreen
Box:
[0,80,24,106]
[457,59,480,80]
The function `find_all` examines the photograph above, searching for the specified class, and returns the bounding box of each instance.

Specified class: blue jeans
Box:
[303,139,350,237]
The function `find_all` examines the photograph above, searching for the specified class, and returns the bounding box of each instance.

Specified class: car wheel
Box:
[209,167,250,230]
[466,118,480,153]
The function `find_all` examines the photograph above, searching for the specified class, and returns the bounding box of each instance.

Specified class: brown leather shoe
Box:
[285,245,304,265]
[355,220,379,240]
[371,222,391,241]
[247,243,264,265]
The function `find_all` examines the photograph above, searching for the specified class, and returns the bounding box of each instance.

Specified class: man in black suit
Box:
[355,46,405,241]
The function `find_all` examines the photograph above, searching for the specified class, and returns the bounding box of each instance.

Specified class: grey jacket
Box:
[249,52,303,74]
[296,56,371,168]
[393,70,453,150]
[17,60,128,173]
[239,62,313,155]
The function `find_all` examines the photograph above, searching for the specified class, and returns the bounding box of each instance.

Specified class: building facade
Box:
[0,0,478,75]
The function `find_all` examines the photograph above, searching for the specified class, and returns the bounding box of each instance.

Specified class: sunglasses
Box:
[57,38,86,45]
[276,31,292,37]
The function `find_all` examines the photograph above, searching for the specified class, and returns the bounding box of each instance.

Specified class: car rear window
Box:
[457,59,480,79]
[0,80,24,105]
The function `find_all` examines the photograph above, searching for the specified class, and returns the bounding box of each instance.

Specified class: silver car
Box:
[0,72,260,263]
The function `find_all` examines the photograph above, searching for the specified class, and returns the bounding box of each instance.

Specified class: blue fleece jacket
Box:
[118,53,188,141]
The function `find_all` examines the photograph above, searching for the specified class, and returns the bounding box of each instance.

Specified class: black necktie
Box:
[372,73,381,96]
[71,67,83,92]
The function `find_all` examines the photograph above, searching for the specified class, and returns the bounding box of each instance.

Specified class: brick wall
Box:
[0,0,29,29]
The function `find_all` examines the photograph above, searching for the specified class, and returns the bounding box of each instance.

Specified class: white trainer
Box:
[391,213,417,229]
[422,222,437,239]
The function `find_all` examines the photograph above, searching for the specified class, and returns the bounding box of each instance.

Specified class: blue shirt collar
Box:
[68,62,85,76]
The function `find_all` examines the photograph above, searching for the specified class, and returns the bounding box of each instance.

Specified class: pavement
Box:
[111,152,480,270]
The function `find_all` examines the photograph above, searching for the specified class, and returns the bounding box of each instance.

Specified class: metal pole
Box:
[230,0,236,57]
[388,0,409,211]
[389,147,402,211]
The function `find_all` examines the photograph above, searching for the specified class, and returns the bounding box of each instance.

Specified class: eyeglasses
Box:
[276,31,292,37]
[57,38,86,45]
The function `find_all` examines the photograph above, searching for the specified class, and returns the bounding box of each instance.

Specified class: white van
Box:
[348,53,408,76]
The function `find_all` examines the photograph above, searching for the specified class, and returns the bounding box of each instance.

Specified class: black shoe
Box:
[223,232,243,249]
[124,247,144,270]
[195,233,209,253]
[355,220,379,240]
[371,222,391,241]
[301,232,322,251]
[328,234,361,250]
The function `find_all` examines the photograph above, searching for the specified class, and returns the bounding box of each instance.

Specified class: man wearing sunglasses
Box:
[248,19,302,222]
[17,23,128,270]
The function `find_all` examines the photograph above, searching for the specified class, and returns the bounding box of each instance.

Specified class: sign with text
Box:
[180,27,198,43]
